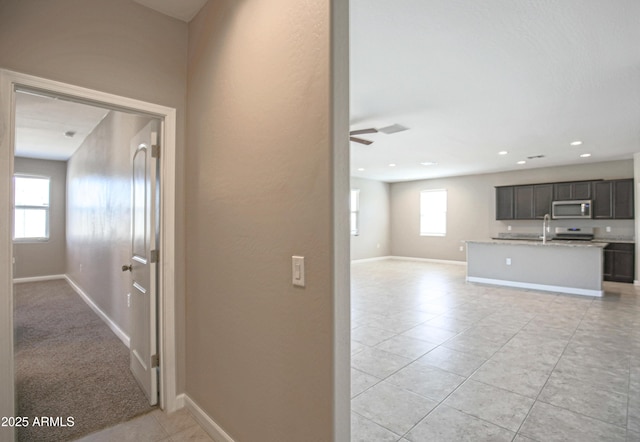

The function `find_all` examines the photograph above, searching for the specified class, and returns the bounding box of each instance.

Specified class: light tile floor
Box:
[351,259,640,442]
[74,408,213,441]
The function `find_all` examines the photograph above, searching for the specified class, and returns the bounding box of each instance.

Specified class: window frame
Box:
[350,189,360,236]
[13,174,51,242]
[419,188,447,237]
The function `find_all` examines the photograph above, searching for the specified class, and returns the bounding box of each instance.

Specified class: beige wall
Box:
[351,177,391,260]
[0,0,188,393]
[186,1,342,440]
[13,157,67,278]
[66,111,153,336]
[391,160,634,261]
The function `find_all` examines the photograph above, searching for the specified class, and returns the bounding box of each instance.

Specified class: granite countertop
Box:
[468,239,609,248]
[491,233,634,244]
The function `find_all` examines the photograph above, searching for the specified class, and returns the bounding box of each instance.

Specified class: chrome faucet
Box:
[542,213,551,244]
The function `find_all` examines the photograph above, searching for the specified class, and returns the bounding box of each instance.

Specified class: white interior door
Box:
[125,119,160,405]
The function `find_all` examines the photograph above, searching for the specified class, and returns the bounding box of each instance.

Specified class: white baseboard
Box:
[174,393,186,410]
[185,395,235,442]
[466,276,603,297]
[64,275,131,348]
[350,256,392,263]
[391,256,467,266]
[13,274,66,283]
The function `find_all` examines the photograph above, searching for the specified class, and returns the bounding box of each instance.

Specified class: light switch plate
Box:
[292,256,305,287]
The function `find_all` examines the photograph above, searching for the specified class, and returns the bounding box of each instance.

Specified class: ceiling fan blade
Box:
[350,136,374,145]
[378,124,409,134]
[350,128,378,136]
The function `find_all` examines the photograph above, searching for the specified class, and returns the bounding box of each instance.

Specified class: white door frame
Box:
[0,70,179,437]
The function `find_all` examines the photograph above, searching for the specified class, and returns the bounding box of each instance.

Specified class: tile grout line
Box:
[395,303,544,441]
[396,291,593,441]
[509,295,630,438]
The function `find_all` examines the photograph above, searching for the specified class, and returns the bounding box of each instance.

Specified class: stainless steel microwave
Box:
[552,200,592,219]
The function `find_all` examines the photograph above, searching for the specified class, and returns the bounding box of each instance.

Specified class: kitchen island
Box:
[466,239,608,297]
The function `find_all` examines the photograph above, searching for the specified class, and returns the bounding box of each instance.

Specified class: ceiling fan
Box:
[349,124,409,145]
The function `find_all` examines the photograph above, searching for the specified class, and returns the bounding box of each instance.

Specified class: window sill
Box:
[13,238,50,244]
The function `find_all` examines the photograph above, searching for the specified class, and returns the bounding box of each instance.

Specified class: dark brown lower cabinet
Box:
[603,243,635,283]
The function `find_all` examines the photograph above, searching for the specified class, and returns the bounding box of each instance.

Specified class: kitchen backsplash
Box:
[494,219,635,242]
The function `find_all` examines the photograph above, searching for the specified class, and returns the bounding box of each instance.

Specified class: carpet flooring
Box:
[14,279,154,441]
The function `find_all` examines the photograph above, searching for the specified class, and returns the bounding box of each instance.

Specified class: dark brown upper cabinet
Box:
[514,185,534,219]
[553,181,592,200]
[498,184,552,220]
[593,179,634,219]
[495,186,514,220]
[533,184,553,219]
[496,178,633,221]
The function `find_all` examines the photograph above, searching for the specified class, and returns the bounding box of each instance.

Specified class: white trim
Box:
[466,276,604,297]
[332,0,351,438]
[390,256,467,266]
[185,395,235,442]
[174,393,186,409]
[158,102,178,413]
[65,275,130,347]
[13,274,65,283]
[0,68,16,442]
[0,70,179,424]
[350,256,392,264]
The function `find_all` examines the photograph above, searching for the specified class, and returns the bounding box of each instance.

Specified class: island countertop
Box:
[468,239,608,248]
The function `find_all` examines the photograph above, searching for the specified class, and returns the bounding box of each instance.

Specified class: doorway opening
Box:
[0,70,179,440]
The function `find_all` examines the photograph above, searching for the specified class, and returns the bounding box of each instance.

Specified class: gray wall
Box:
[13,157,66,278]
[66,111,153,337]
[391,160,634,261]
[0,0,188,393]
[351,177,391,260]
[186,1,342,440]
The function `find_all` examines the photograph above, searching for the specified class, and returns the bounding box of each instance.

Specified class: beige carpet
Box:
[14,280,154,441]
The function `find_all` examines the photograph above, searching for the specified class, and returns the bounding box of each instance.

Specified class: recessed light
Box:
[357,168,365,171]
[580,153,591,158]
[420,161,438,166]
[388,163,396,167]
[517,160,526,165]
[498,151,508,155]
[570,141,583,146]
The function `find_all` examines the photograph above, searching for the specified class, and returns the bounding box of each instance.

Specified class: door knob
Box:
[122,264,132,272]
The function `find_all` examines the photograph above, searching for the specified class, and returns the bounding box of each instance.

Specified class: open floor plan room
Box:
[350,259,640,442]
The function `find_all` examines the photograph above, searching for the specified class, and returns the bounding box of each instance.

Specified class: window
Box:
[14,175,50,241]
[350,189,360,236]
[420,189,447,236]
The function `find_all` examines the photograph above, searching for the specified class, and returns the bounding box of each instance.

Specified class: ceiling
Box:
[350,0,640,182]
[15,92,109,161]
[132,0,208,22]
[14,1,640,180]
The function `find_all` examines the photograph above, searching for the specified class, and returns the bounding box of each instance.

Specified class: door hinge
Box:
[151,354,160,368]
[151,144,160,158]
[150,249,159,263]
